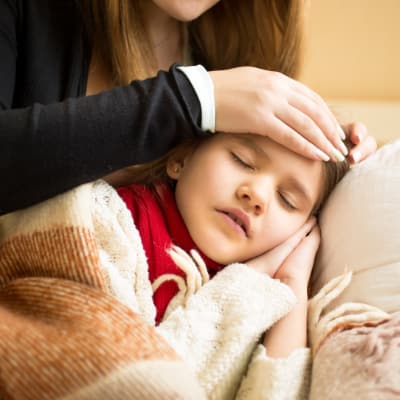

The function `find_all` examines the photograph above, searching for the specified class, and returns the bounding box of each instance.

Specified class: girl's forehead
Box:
[205,132,324,197]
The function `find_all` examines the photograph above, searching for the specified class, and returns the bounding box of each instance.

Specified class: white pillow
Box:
[311,140,400,314]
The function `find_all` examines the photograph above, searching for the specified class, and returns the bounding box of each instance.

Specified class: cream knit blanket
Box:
[0,181,311,400]
[0,181,206,400]
[4,179,386,400]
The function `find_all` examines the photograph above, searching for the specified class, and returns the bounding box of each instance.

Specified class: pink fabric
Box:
[310,313,400,400]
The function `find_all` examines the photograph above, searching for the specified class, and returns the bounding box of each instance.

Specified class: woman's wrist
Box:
[177,65,215,133]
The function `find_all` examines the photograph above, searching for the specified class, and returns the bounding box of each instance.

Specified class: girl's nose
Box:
[236,183,268,215]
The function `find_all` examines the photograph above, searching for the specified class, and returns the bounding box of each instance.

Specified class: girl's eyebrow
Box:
[285,177,313,207]
[234,136,270,160]
[234,136,313,207]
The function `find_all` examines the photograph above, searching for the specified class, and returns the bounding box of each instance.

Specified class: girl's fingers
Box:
[246,218,317,276]
[304,224,321,246]
[275,217,317,258]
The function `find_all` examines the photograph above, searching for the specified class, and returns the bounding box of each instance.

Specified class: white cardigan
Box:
[92,180,311,400]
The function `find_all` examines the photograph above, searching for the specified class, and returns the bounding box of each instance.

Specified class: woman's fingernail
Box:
[353,133,361,144]
[339,140,348,156]
[332,147,345,162]
[337,123,346,140]
[351,150,361,163]
[314,148,330,161]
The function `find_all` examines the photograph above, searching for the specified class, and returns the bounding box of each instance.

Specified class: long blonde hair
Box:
[79,0,304,85]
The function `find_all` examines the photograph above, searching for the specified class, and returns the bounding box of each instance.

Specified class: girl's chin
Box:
[201,249,243,266]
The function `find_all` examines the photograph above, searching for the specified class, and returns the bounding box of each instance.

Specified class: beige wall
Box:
[300,0,400,141]
[300,0,400,100]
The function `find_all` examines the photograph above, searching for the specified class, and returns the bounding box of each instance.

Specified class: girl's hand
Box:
[262,225,320,357]
[246,217,317,278]
[209,67,348,162]
[273,224,320,295]
[342,121,378,164]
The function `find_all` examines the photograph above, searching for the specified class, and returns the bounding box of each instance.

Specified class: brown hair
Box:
[111,139,201,187]
[311,143,352,215]
[113,136,352,216]
[79,0,304,85]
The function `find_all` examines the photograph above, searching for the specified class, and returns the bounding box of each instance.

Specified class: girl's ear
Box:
[166,158,184,180]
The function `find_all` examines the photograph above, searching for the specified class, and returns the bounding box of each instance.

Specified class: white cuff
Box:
[177,65,215,133]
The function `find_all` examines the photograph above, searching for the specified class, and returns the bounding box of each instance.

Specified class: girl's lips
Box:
[217,208,250,237]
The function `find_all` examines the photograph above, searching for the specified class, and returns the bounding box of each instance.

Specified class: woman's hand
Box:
[342,121,377,164]
[209,67,348,162]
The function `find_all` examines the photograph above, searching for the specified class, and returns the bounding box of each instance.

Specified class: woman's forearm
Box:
[0,67,204,215]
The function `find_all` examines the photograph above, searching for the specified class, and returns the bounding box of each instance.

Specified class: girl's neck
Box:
[142,3,183,70]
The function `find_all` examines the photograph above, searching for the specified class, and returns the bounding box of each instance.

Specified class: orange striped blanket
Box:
[0,181,205,400]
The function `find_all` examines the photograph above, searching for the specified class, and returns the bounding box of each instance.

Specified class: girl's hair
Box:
[311,142,352,215]
[79,0,304,85]
[118,137,352,216]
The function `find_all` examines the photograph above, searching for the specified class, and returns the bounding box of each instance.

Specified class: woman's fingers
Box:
[343,121,368,144]
[343,122,377,163]
[275,100,347,161]
[211,67,348,161]
[350,135,377,164]
[288,78,346,139]
[270,72,347,159]
[262,117,331,161]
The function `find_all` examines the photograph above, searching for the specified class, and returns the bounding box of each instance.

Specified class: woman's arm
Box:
[0,0,374,215]
[0,67,205,215]
[0,1,205,215]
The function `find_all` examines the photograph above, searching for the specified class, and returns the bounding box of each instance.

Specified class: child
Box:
[110,131,350,399]
[0,131,350,399]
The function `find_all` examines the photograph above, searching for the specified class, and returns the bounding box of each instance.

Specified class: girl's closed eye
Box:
[278,191,297,210]
[230,151,254,170]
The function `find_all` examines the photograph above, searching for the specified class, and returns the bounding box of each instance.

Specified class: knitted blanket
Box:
[4,179,392,400]
[0,181,206,400]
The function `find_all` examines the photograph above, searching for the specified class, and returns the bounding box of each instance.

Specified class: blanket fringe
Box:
[308,272,390,354]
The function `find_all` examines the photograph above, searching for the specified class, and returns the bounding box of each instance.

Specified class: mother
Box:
[0,0,375,215]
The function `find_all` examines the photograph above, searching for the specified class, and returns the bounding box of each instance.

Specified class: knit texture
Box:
[0,181,204,399]
[117,183,221,323]
[0,180,311,399]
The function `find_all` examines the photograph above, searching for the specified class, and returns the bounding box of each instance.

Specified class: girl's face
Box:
[168,133,324,265]
[150,0,221,21]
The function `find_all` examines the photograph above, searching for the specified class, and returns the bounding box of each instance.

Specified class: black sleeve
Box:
[0,0,17,110]
[0,67,206,215]
[0,0,205,215]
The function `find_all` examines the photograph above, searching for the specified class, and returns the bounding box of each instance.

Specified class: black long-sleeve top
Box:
[0,0,206,215]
